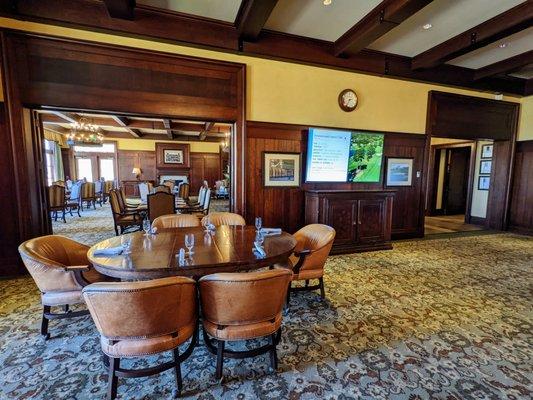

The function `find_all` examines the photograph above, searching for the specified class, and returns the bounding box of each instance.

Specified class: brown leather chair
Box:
[102,180,114,203]
[147,191,175,222]
[80,182,96,210]
[201,212,245,227]
[152,214,201,230]
[163,180,175,192]
[48,184,66,223]
[153,185,171,194]
[82,277,197,400]
[109,189,143,235]
[199,269,292,379]
[283,224,336,301]
[18,235,108,340]
[178,182,190,199]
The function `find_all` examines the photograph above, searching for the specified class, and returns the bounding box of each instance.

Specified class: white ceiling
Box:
[137,0,242,22]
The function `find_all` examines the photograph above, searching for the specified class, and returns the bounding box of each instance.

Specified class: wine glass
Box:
[143,219,151,236]
[185,233,195,255]
[203,216,211,233]
[255,231,265,247]
[255,216,262,232]
[120,234,132,255]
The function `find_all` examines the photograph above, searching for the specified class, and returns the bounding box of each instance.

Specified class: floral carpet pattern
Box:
[1,233,532,399]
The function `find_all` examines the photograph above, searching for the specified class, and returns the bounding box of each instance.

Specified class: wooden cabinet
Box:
[305,190,394,254]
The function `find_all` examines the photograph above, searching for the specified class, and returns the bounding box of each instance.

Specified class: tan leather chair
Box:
[80,182,96,210]
[152,214,201,230]
[199,269,292,379]
[178,182,190,199]
[283,224,336,301]
[48,184,66,223]
[202,212,245,227]
[18,235,108,340]
[82,277,197,400]
[147,191,175,222]
[110,189,142,235]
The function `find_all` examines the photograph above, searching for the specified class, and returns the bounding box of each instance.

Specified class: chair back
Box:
[83,277,196,340]
[94,180,103,194]
[152,214,201,230]
[203,189,211,212]
[293,224,336,273]
[153,185,171,194]
[18,235,89,293]
[138,182,150,202]
[215,180,223,190]
[202,212,245,227]
[52,180,65,187]
[48,184,65,208]
[103,180,114,195]
[199,269,292,327]
[147,192,175,222]
[178,183,190,199]
[197,187,207,205]
[69,182,82,201]
[163,180,175,192]
[81,182,95,199]
[109,189,123,215]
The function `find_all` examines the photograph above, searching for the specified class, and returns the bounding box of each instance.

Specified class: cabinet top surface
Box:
[305,189,396,194]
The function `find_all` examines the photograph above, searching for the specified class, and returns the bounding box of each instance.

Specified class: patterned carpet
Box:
[1,233,532,399]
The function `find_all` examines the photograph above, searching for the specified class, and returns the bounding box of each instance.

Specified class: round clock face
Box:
[338,89,358,112]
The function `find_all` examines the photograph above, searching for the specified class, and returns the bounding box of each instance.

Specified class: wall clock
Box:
[338,89,358,112]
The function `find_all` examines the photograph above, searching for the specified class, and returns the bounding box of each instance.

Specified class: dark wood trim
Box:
[412,2,533,70]
[334,0,434,56]
[469,216,486,226]
[474,50,533,81]
[235,0,279,42]
[111,116,143,138]
[103,0,135,20]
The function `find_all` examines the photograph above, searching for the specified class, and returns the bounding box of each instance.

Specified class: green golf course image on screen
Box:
[347,132,384,182]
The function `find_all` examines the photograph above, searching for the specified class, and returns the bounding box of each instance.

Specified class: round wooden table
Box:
[88,225,297,280]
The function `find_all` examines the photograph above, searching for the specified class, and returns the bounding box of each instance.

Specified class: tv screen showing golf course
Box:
[305,128,384,183]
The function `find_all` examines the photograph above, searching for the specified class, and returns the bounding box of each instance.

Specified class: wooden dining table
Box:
[88,225,297,280]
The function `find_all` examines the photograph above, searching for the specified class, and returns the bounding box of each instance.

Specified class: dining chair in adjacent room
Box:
[80,181,96,210]
[199,269,292,380]
[188,186,206,207]
[178,182,190,199]
[18,235,108,340]
[163,180,175,192]
[202,212,245,227]
[147,191,175,222]
[152,214,201,230]
[82,277,198,400]
[153,185,171,194]
[191,189,211,217]
[109,189,143,235]
[102,180,114,203]
[138,182,150,203]
[95,179,104,206]
[66,181,82,217]
[48,184,67,223]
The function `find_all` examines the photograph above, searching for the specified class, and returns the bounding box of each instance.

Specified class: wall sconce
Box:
[132,167,142,180]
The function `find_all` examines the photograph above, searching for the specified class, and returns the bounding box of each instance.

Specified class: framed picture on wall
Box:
[478,175,490,190]
[385,157,413,187]
[481,144,493,158]
[479,160,492,174]
[155,143,190,169]
[263,152,301,187]
[163,149,184,164]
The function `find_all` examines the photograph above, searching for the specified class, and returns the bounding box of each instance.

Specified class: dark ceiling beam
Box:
[163,119,173,139]
[51,111,78,123]
[198,122,215,141]
[524,79,533,96]
[235,0,279,42]
[101,131,222,142]
[412,2,533,70]
[474,51,533,81]
[111,115,143,138]
[334,0,434,56]
[103,0,136,20]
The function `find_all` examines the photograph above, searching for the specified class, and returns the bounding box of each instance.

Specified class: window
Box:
[73,141,116,182]
[44,140,57,186]
[99,158,115,181]
[76,158,94,182]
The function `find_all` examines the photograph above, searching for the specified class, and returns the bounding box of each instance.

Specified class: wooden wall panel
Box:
[508,140,533,234]
[117,150,156,182]
[190,152,221,193]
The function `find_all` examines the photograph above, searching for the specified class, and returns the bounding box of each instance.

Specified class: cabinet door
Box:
[325,199,357,245]
[357,199,386,243]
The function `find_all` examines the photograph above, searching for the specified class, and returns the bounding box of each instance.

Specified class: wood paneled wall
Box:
[508,140,533,234]
[246,122,427,238]
[190,153,221,193]
[117,150,157,182]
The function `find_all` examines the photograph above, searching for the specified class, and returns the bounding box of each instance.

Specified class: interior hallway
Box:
[425,214,485,235]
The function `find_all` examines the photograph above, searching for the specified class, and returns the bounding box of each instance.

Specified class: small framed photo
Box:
[386,157,413,187]
[164,149,184,164]
[481,144,493,159]
[478,175,490,191]
[263,152,301,187]
[479,160,492,174]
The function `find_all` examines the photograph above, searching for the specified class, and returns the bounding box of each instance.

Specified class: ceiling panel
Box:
[447,27,533,69]
[368,0,526,57]
[137,0,243,22]
[509,64,533,79]
[264,0,382,42]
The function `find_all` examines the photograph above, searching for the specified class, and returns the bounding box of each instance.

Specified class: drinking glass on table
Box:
[255,231,265,246]
[255,216,262,232]
[184,233,195,255]
[120,234,132,255]
[142,218,151,236]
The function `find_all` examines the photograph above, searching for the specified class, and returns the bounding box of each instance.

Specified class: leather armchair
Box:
[82,277,197,400]
[18,235,108,339]
[152,214,200,230]
[199,269,292,379]
[201,212,245,227]
[109,189,142,235]
[147,191,175,222]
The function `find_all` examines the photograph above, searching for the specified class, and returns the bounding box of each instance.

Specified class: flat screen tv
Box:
[305,128,384,183]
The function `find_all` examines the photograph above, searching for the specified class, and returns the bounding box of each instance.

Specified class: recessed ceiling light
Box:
[499,42,510,48]
[422,23,432,30]
[323,0,332,5]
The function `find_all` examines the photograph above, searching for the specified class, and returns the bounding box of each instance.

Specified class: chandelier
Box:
[67,117,104,147]
[220,132,230,153]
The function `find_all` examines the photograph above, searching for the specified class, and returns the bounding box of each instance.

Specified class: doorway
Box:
[442,146,471,215]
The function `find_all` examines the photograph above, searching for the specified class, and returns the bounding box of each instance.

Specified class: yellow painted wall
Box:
[115,138,220,153]
[518,96,533,141]
[0,17,530,140]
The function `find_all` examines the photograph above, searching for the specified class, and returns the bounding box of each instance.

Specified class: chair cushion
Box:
[203,313,282,341]
[41,290,83,306]
[100,322,195,357]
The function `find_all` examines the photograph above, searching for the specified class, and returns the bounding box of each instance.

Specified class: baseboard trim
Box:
[469,216,486,226]
[507,225,533,236]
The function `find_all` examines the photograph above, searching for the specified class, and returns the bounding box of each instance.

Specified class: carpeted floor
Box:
[1,233,532,399]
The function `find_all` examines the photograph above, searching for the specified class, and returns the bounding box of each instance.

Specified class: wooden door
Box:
[356,199,386,244]
[443,147,470,215]
[190,155,205,194]
[325,199,357,246]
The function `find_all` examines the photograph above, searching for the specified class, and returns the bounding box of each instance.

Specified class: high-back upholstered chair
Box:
[284,224,336,301]
[188,186,206,207]
[48,184,66,223]
[152,214,201,230]
[163,180,175,192]
[138,182,150,203]
[109,189,142,235]
[199,269,292,379]
[178,182,190,199]
[147,192,175,222]
[95,179,104,206]
[191,189,211,217]
[202,212,245,227]
[18,235,107,339]
[153,185,171,194]
[66,181,82,217]
[82,277,197,400]
[80,182,96,210]
[102,180,114,203]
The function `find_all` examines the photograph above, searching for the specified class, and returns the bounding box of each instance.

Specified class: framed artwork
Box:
[263,152,301,187]
[386,157,413,187]
[479,160,492,174]
[481,144,493,159]
[155,143,190,169]
[163,149,183,164]
[478,175,490,191]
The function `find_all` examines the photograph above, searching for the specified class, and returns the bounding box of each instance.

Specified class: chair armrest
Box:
[292,249,311,274]
[63,265,90,272]
[64,265,91,287]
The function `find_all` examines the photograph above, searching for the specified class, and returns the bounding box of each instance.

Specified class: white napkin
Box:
[93,246,123,256]
[254,242,266,257]
[260,228,282,236]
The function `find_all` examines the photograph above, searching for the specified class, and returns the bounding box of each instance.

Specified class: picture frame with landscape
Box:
[479,159,492,174]
[386,157,413,187]
[263,152,301,187]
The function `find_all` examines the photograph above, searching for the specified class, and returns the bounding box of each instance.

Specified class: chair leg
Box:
[319,277,325,299]
[77,207,81,217]
[107,357,119,400]
[62,209,66,223]
[69,207,73,216]
[41,305,50,340]
[172,348,183,397]
[216,340,225,380]
[269,333,278,371]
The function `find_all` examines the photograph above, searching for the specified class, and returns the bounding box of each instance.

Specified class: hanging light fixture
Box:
[220,132,230,153]
[67,117,104,147]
